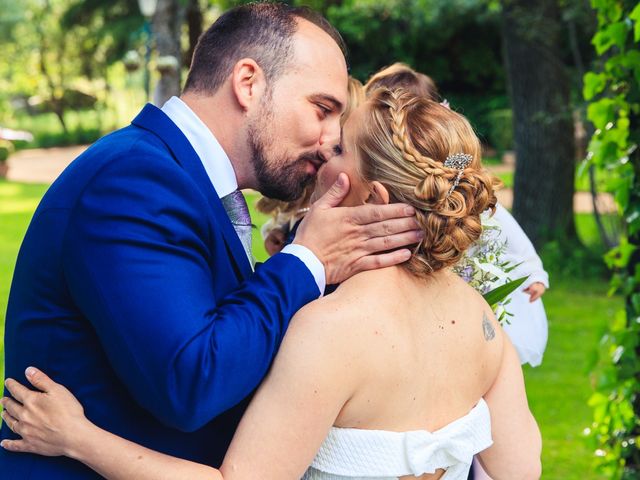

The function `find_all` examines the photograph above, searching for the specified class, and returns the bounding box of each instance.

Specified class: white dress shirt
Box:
[161,96,326,295]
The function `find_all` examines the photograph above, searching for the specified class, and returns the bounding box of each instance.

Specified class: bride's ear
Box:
[366,181,390,205]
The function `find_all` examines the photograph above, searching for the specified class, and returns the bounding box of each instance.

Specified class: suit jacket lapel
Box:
[131,104,253,281]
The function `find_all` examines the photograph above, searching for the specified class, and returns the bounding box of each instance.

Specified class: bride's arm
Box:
[1,301,360,480]
[478,336,542,479]
[2,369,220,480]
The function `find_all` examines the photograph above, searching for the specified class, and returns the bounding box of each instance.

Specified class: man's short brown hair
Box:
[184,2,347,95]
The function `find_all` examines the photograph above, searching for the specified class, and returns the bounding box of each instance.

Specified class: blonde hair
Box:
[355,88,499,276]
[343,77,366,126]
[365,63,439,101]
[256,76,365,219]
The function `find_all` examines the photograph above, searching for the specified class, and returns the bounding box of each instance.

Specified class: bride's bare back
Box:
[330,266,502,434]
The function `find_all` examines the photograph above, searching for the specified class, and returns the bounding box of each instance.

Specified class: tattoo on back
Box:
[482,312,495,341]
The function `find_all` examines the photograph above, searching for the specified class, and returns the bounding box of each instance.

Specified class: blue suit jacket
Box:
[0,105,320,478]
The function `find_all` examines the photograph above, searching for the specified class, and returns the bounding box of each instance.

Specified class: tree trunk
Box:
[36,0,68,134]
[185,0,203,68]
[152,0,184,105]
[501,0,577,248]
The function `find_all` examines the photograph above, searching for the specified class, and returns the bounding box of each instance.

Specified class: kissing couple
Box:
[0,3,541,479]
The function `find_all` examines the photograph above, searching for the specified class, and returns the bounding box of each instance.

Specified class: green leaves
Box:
[482,275,528,308]
[630,3,640,42]
[593,21,630,54]
[584,72,608,100]
[588,97,617,129]
[585,0,640,476]
[604,237,637,269]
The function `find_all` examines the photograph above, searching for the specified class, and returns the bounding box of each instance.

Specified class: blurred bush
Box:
[24,90,97,116]
[0,140,15,163]
[31,127,102,149]
[486,109,514,154]
[446,93,512,150]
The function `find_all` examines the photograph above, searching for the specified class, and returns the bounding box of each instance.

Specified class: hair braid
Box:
[383,90,463,212]
[356,88,499,277]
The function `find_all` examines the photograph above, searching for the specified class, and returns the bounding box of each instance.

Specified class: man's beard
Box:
[247,103,319,202]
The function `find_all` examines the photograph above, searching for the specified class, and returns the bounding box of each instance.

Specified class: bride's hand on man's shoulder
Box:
[1,367,87,458]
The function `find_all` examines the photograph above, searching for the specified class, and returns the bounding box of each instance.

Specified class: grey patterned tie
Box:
[221,190,254,266]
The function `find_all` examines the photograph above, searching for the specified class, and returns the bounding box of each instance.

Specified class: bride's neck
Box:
[396,264,453,288]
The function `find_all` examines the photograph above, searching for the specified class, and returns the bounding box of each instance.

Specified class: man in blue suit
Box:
[0,3,420,478]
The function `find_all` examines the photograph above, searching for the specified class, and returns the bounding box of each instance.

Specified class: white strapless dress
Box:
[302,399,492,480]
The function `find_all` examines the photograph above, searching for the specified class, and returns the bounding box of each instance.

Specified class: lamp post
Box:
[137,0,158,102]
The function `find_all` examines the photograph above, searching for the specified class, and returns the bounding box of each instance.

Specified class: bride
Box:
[1,88,541,480]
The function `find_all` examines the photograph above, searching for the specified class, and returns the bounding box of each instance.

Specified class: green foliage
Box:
[583,0,640,477]
[447,94,512,149]
[482,275,528,307]
[540,237,609,278]
[0,140,14,163]
[485,108,514,153]
[60,0,145,74]
[4,109,123,150]
[318,0,509,146]
[524,278,620,479]
[0,0,146,132]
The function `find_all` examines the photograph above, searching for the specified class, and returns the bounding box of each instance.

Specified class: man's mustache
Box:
[297,151,323,163]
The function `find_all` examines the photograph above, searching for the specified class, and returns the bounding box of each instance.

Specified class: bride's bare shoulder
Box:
[268,272,392,388]
[288,267,402,342]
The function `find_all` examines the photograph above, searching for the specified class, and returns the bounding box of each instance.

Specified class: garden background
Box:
[1,0,638,478]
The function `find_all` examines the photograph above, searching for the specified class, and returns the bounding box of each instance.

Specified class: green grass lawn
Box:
[0,179,620,478]
[524,278,619,479]
[0,180,50,381]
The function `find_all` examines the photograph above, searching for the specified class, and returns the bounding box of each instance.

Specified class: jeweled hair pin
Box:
[444,153,473,197]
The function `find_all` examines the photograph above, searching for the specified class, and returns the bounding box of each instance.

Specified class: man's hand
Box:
[293,173,422,285]
[523,282,546,303]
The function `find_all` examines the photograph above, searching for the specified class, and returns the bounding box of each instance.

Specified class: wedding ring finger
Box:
[1,397,22,422]
[1,411,20,434]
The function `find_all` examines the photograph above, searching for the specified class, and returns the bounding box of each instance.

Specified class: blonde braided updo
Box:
[355,88,499,277]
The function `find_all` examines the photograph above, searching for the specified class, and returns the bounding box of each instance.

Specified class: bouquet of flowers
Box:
[453,212,527,324]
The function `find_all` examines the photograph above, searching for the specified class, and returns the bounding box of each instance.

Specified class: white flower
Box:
[452,211,516,324]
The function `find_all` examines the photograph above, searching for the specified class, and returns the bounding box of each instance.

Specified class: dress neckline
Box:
[329,398,488,436]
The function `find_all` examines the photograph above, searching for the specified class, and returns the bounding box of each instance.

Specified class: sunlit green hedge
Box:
[583,1,640,478]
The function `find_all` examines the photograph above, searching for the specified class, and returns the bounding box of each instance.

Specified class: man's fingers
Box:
[1,410,20,434]
[349,203,416,225]
[363,230,423,254]
[3,379,30,404]
[313,173,350,209]
[1,439,35,454]
[25,367,54,394]
[1,397,24,422]
[352,249,413,273]
[363,216,422,239]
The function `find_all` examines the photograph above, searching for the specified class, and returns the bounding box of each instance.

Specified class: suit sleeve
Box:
[62,153,320,432]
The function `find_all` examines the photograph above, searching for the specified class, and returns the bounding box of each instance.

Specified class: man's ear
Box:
[367,181,390,205]
[231,58,265,111]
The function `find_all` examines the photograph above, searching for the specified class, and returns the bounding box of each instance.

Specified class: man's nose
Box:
[319,122,341,161]
[318,143,337,163]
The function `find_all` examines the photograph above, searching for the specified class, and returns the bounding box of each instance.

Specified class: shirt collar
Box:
[161,96,238,198]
